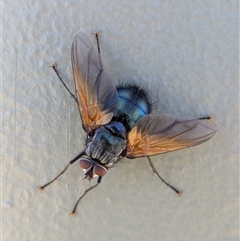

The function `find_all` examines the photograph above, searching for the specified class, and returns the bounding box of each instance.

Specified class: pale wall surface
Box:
[2,1,239,241]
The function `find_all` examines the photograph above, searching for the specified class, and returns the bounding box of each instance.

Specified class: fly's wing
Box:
[71,32,118,133]
[126,114,217,158]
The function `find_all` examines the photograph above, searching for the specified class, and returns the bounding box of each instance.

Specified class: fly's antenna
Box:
[80,177,86,182]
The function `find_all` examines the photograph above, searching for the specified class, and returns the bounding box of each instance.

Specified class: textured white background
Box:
[2,0,239,241]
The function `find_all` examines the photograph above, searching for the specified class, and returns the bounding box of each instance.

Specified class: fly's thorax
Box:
[85,122,127,165]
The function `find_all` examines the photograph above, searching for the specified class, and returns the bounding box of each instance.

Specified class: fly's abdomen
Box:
[116,85,151,130]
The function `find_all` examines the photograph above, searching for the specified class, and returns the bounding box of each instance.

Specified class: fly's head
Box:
[79,155,108,180]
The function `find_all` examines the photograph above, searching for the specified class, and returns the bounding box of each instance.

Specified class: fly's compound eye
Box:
[94,165,107,177]
[79,158,108,177]
[79,158,92,170]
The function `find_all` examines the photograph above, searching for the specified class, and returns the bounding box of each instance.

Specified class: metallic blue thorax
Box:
[85,122,127,165]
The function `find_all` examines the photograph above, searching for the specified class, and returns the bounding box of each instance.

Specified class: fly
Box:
[38,31,217,216]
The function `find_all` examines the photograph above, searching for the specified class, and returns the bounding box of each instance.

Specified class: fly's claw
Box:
[50,62,57,69]
[37,186,45,193]
[208,114,214,121]
[204,114,214,121]
[92,31,101,38]
[177,190,183,196]
[69,211,77,217]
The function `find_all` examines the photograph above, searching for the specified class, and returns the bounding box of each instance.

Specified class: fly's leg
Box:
[70,183,99,216]
[147,157,183,196]
[70,177,102,216]
[92,31,101,54]
[37,163,70,192]
[50,62,77,103]
[37,151,84,192]
[198,114,213,120]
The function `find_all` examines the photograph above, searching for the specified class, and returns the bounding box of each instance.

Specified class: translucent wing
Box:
[126,114,217,158]
[71,32,118,133]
